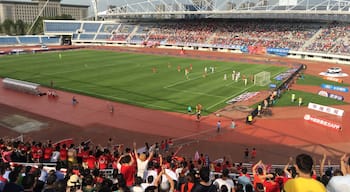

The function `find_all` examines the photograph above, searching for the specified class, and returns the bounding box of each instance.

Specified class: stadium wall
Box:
[71,41,350,65]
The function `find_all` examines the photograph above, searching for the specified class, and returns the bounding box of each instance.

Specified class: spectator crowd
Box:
[0,136,349,192]
[104,20,350,56]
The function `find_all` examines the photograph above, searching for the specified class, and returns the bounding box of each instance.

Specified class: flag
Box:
[194,151,200,161]
[53,138,73,147]
[11,134,23,142]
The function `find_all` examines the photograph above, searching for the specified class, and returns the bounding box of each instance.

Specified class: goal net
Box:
[254,71,271,86]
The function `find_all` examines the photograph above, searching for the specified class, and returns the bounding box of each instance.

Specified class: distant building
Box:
[0,0,89,23]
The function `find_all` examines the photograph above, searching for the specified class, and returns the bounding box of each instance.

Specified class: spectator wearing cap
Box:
[283,153,326,192]
[67,174,80,189]
[326,154,350,192]
[213,168,235,192]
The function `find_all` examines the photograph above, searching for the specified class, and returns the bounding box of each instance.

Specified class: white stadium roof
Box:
[99,0,350,21]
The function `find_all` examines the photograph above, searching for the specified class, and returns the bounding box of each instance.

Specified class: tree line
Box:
[0,14,74,35]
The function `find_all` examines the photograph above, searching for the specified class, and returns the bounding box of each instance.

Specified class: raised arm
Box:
[340,154,348,175]
[163,170,175,191]
[133,142,139,160]
[252,160,262,175]
[320,153,326,176]
[284,157,293,177]
[147,149,154,162]
[154,167,164,187]
[159,154,163,166]
[261,162,267,175]
[129,153,135,166]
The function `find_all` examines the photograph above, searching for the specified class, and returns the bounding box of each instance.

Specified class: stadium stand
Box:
[18,36,41,45]
[0,36,19,45]
[44,21,82,34]
[82,22,101,33]
[40,36,61,45]
[0,137,345,192]
[0,20,349,62]
[41,20,348,53]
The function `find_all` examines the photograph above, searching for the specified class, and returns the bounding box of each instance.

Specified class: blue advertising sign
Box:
[240,46,248,53]
[321,84,348,92]
[229,45,243,50]
[267,48,290,56]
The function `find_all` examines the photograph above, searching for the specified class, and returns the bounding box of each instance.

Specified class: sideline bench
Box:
[3,78,41,95]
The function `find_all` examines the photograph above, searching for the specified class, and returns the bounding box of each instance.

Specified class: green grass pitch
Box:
[0,49,289,114]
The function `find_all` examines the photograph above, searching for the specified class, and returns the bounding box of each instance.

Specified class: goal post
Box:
[254,71,271,86]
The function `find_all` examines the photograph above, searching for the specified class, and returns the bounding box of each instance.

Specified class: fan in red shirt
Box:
[43,144,53,162]
[59,144,68,166]
[118,153,135,187]
[98,153,108,170]
[32,143,43,163]
[86,151,97,170]
[214,162,223,173]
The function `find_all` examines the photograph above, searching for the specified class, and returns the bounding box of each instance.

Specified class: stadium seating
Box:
[0,20,345,57]
[99,23,120,33]
[41,36,61,44]
[95,34,112,41]
[79,34,96,40]
[0,36,19,45]
[18,36,41,45]
[45,21,82,33]
[82,22,101,33]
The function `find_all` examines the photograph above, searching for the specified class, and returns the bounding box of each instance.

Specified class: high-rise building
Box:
[192,0,214,10]
[0,0,89,23]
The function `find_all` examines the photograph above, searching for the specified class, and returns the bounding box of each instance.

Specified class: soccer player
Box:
[187,105,192,114]
[185,68,189,79]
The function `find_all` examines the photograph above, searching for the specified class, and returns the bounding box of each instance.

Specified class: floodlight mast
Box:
[27,0,51,35]
[92,0,99,21]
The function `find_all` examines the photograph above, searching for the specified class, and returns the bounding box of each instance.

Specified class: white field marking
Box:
[163,66,234,89]
[164,87,225,99]
[60,87,183,112]
[163,71,203,88]
[206,70,284,110]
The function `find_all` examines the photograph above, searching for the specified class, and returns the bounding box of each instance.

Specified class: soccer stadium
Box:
[1,0,350,191]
